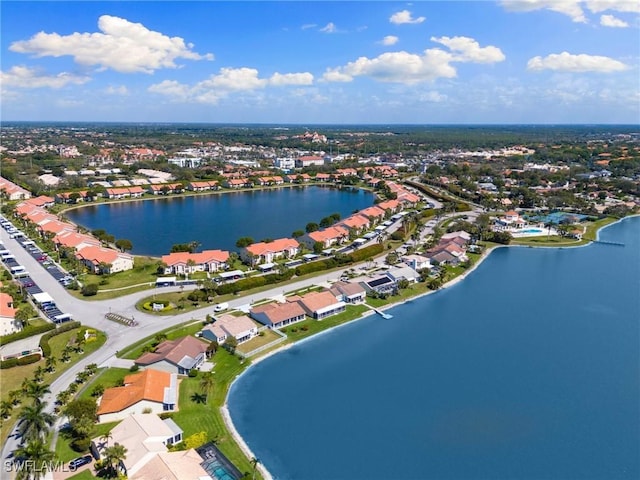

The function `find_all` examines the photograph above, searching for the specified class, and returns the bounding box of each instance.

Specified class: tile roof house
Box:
[97,369,178,423]
[329,281,367,304]
[402,254,431,271]
[131,449,212,480]
[135,336,209,375]
[201,314,258,344]
[25,195,55,208]
[359,205,387,223]
[241,238,300,265]
[75,245,134,274]
[296,290,346,319]
[53,231,101,251]
[302,226,349,249]
[250,301,307,329]
[337,214,370,235]
[0,292,20,336]
[161,250,230,274]
[90,414,198,479]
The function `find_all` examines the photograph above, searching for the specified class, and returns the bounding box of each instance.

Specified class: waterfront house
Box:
[75,245,134,274]
[250,301,307,329]
[360,274,398,295]
[241,238,300,265]
[359,205,387,224]
[90,414,206,480]
[387,265,421,283]
[296,290,346,319]
[38,219,75,237]
[55,191,90,204]
[161,250,230,274]
[441,230,471,246]
[329,281,367,304]
[302,226,350,249]
[96,369,178,423]
[224,178,251,189]
[314,173,331,182]
[201,314,258,344]
[377,199,402,214]
[53,231,101,251]
[135,336,209,375]
[493,210,526,231]
[402,254,431,271]
[337,215,371,235]
[25,195,55,208]
[0,292,20,336]
[106,187,132,199]
[188,181,219,192]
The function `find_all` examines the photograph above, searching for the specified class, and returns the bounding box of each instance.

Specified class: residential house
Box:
[106,187,132,199]
[337,215,370,236]
[359,205,387,224]
[0,292,20,336]
[53,231,101,252]
[314,173,331,182]
[135,336,209,375]
[75,245,134,274]
[161,250,230,274]
[360,274,397,295]
[38,219,75,237]
[241,238,299,265]
[296,290,346,319]
[130,449,212,480]
[55,191,89,204]
[0,177,31,200]
[387,265,421,283]
[96,369,178,423]
[90,414,202,479]
[223,178,250,189]
[201,314,258,344]
[250,301,307,329]
[302,226,349,249]
[188,181,219,192]
[376,199,401,214]
[295,155,325,168]
[493,210,526,231]
[402,254,431,271]
[329,281,367,304]
[25,195,55,208]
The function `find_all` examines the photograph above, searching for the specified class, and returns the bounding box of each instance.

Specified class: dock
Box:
[372,308,393,319]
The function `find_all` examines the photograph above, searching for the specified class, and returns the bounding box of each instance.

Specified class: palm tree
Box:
[0,400,13,419]
[33,366,46,383]
[24,381,51,406]
[250,457,260,480]
[17,402,55,442]
[45,356,57,373]
[103,442,127,478]
[100,431,113,450]
[14,439,56,480]
[85,363,98,375]
[61,346,72,363]
[199,372,215,403]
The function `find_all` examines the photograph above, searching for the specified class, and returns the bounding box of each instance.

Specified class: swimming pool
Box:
[520,228,543,234]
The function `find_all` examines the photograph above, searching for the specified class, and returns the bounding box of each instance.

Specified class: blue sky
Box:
[1,1,638,124]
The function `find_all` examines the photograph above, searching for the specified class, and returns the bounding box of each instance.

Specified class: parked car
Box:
[69,455,92,471]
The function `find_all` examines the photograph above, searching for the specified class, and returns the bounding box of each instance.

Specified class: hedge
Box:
[0,353,42,369]
[0,323,56,346]
[347,243,384,262]
[39,321,82,358]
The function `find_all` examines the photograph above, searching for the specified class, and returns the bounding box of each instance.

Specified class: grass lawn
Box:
[512,217,618,248]
[135,291,215,315]
[281,304,370,342]
[77,367,131,401]
[169,349,259,479]
[0,327,106,445]
[236,329,282,355]
[365,283,431,308]
[117,320,204,360]
[67,470,96,480]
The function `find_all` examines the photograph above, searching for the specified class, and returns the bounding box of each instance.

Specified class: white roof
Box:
[219,269,244,279]
[32,292,54,304]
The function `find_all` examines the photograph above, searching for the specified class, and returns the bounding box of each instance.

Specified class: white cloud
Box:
[500,0,587,22]
[600,14,629,26]
[390,10,426,24]
[323,36,504,84]
[527,52,629,72]
[420,91,448,102]
[0,65,90,89]
[379,35,399,46]
[586,0,640,13]
[320,22,337,33]
[431,36,506,63]
[270,72,314,86]
[9,15,213,74]
[501,0,639,22]
[149,67,314,104]
[105,85,129,95]
[301,24,317,30]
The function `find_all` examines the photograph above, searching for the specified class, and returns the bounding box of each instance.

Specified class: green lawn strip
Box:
[170,350,259,479]
[511,217,618,248]
[365,283,430,309]
[136,291,214,315]
[236,329,281,355]
[281,304,370,342]
[67,470,96,480]
[77,367,131,401]
[117,320,204,360]
[69,283,156,301]
[0,328,106,445]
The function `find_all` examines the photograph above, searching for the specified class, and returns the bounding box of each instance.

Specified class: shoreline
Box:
[219,214,639,480]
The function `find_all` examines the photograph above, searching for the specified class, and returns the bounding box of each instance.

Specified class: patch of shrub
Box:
[81,283,99,296]
[0,323,55,346]
[71,437,91,452]
[39,321,81,357]
[188,369,198,378]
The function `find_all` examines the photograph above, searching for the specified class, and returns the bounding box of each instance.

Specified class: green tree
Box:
[65,398,98,437]
[305,222,319,233]
[17,402,55,442]
[114,238,133,252]
[292,229,305,238]
[24,381,51,406]
[45,355,57,373]
[102,442,127,478]
[235,237,255,248]
[313,241,324,254]
[224,336,238,354]
[14,439,56,480]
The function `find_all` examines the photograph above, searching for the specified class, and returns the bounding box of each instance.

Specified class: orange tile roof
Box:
[245,238,299,256]
[135,336,208,367]
[75,245,120,264]
[360,206,386,219]
[339,215,370,229]
[97,369,172,415]
[0,292,16,318]
[251,301,306,323]
[162,250,229,266]
[298,290,341,312]
[308,226,349,242]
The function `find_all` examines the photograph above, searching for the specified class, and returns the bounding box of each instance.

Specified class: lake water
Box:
[228,217,640,480]
[66,186,374,256]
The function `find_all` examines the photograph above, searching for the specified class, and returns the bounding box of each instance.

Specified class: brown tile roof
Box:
[97,369,172,415]
[251,301,306,323]
[135,336,208,367]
